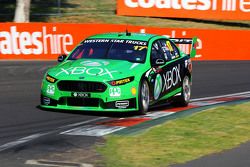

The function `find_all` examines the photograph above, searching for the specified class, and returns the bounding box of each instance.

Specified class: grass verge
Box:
[97,102,250,167]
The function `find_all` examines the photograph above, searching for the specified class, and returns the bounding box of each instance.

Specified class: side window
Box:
[159,39,180,61]
[169,40,180,60]
[150,40,165,66]
[159,39,172,61]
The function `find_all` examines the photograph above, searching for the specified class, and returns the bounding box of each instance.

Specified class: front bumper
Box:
[40,79,139,112]
[40,95,137,112]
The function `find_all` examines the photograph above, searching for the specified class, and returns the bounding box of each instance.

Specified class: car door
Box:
[148,39,185,103]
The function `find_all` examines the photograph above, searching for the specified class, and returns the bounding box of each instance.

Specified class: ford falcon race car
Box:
[40,32,197,114]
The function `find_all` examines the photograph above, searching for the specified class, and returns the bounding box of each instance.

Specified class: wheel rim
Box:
[141,81,149,111]
[183,76,191,102]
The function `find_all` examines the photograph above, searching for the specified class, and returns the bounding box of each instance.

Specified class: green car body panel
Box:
[40,33,196,112]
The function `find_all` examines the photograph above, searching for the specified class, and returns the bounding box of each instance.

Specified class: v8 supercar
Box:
[40,32,197,114]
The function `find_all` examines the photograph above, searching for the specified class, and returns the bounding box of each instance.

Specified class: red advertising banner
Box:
[0,23,250,60]
[117,0,250,20]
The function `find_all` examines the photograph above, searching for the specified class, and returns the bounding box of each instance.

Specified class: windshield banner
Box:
[0,23,250,60]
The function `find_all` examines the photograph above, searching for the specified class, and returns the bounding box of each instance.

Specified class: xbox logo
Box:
[81,60,109,67]
[154,74,162,100]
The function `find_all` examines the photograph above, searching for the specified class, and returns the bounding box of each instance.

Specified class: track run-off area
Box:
[0,61,250,166]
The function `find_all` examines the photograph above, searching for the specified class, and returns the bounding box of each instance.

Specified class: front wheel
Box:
[138,79,150,115]
[174,76,191,107]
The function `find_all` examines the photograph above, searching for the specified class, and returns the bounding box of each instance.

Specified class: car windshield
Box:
[67,39,148,63]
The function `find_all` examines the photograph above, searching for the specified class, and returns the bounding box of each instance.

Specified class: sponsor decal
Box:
[55,67,118,79]
[115,100,129,108]
[123,0,212,10]
[84,39,110,43]
[109,77,134,86]
[43,97,50,105]
[154,74,163,100]
[118,0,250,20]
[162,64,181,92]
[84,39,147,46]
[0,26,73,55]
[109,87,121,97]
[46,84,55,95]
[1,23,250,61]
[125,40,147,46]
[71,92,90,98]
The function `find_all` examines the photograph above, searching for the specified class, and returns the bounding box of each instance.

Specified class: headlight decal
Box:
[46,74,57,83]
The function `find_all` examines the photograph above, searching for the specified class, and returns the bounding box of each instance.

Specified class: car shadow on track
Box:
[36,102,178,118]
[36,102,177,118]
[36,105,139,118]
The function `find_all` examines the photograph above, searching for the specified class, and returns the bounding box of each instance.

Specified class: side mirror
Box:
[58,54,67,62]
[153,58,165,66]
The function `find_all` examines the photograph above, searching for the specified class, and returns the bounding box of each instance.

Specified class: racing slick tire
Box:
[138,79,150,115]
[173,75,191,107]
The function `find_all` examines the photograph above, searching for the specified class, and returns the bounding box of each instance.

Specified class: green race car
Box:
[40,32,197,114]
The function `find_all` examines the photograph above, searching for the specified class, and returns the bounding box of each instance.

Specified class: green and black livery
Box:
[40,32,197,114]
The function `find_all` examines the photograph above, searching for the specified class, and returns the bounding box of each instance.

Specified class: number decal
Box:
[134,46,148,51]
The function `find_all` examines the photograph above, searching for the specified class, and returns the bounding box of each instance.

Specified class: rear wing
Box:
[170,37,198,58]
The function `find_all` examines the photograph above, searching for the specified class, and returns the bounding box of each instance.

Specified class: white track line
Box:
[59,117,107,129]
[0,117,106,152]
[60,125,125,137]
[0,133,48,152]
[134,111,175,119]
[191,91,250,102]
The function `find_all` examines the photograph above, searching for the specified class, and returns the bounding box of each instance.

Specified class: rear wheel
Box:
[174,75,191,107]
[138,79,150,115]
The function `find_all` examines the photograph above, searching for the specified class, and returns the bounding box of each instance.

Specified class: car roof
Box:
[87,32,159,41]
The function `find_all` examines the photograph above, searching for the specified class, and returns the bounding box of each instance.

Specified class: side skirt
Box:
[150,87,182,107]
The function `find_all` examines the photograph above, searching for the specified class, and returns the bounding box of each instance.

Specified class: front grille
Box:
[57,81,107,92]
[66,97,99,107]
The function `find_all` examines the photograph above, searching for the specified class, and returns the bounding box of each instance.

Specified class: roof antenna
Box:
[125,27,131,36]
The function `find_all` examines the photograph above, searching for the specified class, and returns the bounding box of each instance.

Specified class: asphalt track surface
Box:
[0,61,250,167]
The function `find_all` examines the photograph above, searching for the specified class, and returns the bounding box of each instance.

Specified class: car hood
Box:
[47,59,146,81]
